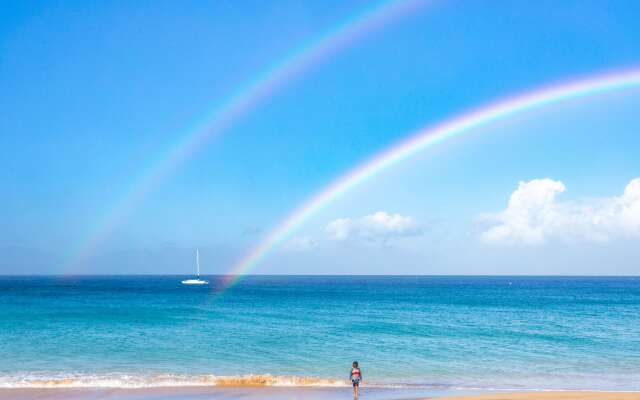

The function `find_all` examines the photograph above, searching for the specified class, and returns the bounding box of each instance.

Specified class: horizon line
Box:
[2,273,638,278]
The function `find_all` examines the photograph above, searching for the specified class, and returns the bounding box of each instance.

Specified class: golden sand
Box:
[437,392,640,400]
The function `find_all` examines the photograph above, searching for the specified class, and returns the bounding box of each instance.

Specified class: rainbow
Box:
[66,0,430,271]
[225,67,640,287]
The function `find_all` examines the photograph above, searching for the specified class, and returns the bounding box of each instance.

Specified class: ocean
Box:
[0,276,639,398]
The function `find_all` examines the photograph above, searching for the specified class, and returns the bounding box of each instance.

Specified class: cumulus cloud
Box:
[326,211,423,242]
[283,236,318,252]
[480,178,640,245]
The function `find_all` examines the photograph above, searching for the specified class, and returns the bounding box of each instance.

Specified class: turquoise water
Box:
[0,276,639,392]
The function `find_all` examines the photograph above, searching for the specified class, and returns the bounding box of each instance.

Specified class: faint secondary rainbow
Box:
[225,67,640,287]
[66,0,431,272]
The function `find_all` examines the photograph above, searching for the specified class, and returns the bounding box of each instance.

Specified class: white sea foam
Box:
[0,373,349,389]
[1,374,638,393]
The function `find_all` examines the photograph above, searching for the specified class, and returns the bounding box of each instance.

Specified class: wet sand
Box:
[437,392,640,400]
[0,386,463,400]
[1,388,638,400]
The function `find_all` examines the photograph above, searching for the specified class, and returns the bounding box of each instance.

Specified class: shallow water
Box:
[0,276,639,392]
[0,386,480,400]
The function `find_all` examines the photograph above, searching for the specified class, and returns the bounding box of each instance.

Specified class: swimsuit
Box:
[350,368,361,386]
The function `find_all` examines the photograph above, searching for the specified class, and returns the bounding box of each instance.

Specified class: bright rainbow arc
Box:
[225,67,640,287]
[67,0,430,271]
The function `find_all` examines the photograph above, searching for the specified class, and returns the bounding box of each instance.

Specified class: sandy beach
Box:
[1,388,639,400]
[438,392,640,400]
[0,386,454,400]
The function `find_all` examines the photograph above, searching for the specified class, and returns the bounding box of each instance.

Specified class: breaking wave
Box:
[0,373,350,389]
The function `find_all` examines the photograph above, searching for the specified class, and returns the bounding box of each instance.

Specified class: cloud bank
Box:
[481,178,640,245]
[326,211,422,242]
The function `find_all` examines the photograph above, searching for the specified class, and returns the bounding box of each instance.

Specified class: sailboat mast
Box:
[196,249,200,278]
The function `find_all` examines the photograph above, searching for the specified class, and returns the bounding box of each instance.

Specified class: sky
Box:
[1,0,640,275]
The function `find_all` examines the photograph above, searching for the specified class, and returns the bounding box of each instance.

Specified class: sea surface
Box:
[0,276,639,397]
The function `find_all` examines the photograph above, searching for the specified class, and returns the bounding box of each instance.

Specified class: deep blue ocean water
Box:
[0,276,639,391]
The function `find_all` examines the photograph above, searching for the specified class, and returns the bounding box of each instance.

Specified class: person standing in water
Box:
[350,361,362,398]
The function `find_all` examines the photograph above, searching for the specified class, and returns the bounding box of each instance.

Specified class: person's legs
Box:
[353,382,359,398]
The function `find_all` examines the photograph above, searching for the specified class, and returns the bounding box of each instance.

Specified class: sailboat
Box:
[181,249,209,285]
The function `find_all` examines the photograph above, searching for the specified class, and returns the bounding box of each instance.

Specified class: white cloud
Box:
[326,211,423,242]
[481,178,640,245]
[283,236,318,252]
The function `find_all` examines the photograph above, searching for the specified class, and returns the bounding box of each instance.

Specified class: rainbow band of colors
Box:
[67,0,430,271]
[225,67,640,287]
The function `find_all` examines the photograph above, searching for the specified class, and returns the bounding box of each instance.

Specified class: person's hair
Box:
[352,361,358,368]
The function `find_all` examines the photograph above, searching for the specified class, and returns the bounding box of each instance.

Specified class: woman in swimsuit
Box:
[350,361,362,398]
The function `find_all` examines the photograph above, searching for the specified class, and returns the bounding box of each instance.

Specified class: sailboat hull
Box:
[181,279,208,285]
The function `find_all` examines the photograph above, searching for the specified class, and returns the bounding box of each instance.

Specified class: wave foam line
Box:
[66,0,430,273]
[3,374,639,392]
[225,67,640,287]
[0,374,348,389]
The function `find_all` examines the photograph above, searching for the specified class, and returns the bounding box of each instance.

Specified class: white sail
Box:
[182,248,208,285]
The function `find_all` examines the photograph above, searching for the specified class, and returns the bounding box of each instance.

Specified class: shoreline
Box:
[0,387,639,400]
[437,392,640,400]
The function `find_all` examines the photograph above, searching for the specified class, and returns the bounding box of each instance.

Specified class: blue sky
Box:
[1,0,640,274]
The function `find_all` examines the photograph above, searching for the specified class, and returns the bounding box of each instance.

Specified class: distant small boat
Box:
[182,249,208,285]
